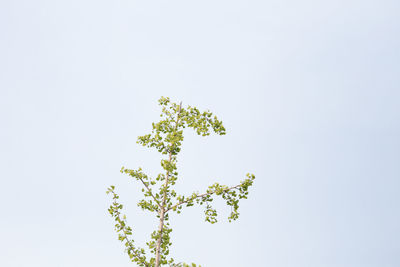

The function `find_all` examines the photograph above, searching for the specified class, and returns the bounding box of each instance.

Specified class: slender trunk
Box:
[155,152,171,267]
[155,103,181,267]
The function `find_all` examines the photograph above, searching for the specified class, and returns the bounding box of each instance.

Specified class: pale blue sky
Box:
[1,1,399,266]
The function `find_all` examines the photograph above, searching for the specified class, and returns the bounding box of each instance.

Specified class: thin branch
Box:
[166,183,242,212]
[137,176,162,208]
[113,203,150,267]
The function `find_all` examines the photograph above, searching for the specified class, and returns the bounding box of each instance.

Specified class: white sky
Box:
[1,0,399,266]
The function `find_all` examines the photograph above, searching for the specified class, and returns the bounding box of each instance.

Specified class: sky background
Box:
[1,0,399,266]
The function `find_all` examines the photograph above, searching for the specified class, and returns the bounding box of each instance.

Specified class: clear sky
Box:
[1,1,399,266]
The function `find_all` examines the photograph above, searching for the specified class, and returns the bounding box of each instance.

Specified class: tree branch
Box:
[119,223,150,267]
[166,183,242,213]
[137,176,162,208]
[108,191,150,267]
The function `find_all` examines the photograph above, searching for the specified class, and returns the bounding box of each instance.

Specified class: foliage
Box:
[107,97,255,266]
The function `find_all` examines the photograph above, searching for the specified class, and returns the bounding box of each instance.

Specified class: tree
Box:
[106,97,256,267]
